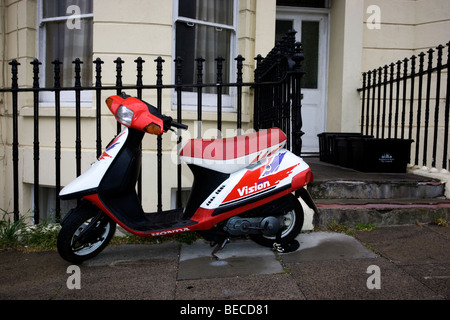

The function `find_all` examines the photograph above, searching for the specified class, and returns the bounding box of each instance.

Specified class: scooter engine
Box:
[223,216,281,236]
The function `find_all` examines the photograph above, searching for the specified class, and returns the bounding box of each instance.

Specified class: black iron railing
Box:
[358,42,450,171]
[254,29,305,156]
[1,30,304,223]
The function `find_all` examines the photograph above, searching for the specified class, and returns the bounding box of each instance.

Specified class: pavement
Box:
[1,223,449,309]
[1,159,449,316]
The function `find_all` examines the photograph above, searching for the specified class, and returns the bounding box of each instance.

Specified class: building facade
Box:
[1,0,449,221]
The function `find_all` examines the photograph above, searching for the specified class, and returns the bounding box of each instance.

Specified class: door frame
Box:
[276,6,330,154]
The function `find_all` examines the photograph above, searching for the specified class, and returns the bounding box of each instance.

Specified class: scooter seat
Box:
[179,128,287,173]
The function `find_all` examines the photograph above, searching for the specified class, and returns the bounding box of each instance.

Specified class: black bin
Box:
[318,132,363,164]
[335,135,373,169]
[351,138,413,173]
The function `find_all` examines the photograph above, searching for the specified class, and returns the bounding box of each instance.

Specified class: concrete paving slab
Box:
[287,257,441,300]
[84,242,181,267]
[178,239,284,280]
[401,262,450,300]
[0,250,70,300]
[58,259,179,300]
[175,274,305,300]
[0,244,181,300]
[355,225,450,264]
[280,231,378,263]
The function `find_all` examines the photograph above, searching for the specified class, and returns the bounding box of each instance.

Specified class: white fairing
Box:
[199,149,309,210]
[59,128,129,197]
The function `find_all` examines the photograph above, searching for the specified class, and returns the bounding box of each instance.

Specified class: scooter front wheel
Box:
[250,194,304,248]
[57,201,116,264]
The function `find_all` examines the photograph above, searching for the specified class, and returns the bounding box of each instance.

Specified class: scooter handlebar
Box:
[170,120,188,130]
[161,115,188,132]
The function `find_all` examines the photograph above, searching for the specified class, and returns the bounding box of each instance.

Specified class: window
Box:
[174,0,237,109]
[31,185,76,223]
[38,0,93,104]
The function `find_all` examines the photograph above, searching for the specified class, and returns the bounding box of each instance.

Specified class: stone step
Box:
[314,199,450,227]
[309,179,445,200]
[304,158,450,227]
[307,158,446,200]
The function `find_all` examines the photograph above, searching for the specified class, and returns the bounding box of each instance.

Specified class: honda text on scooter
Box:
[57,93,318,263]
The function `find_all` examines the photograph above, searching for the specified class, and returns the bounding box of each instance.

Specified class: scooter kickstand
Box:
[211,237,230,260]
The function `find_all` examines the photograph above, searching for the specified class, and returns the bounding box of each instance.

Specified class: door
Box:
[276,9,329,154]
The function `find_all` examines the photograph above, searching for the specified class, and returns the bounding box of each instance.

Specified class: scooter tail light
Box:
[145,123,162,135]
[115,105,134,127]
[291,168,313,190]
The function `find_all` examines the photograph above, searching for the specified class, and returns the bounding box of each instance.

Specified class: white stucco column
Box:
[326,0,364,133]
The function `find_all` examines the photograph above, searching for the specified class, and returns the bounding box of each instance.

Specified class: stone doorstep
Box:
[304,158,450,227]
[314,199,450,227]
[315,198,450,206]
[307,158,446,201]
[308,179,445,200]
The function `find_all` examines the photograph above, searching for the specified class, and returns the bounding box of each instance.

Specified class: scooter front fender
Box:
[60,200,97,226]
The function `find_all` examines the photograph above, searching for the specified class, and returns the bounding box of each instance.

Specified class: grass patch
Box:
[433,217,448,227]
[20,223,60,251]
[0,210,60,251]
[0,210,26,249]
[322,220,376,236]
[325,220,352,235]
[353,223,376,232]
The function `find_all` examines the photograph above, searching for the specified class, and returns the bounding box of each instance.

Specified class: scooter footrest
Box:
[144,208,184,226]
[123,208,197,233]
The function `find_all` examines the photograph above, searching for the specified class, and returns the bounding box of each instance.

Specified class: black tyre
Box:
[57,201,116,264]
[250,193,304,248]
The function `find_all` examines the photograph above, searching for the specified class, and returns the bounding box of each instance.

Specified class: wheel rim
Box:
[71,218,111,256]
[263,210,296,241]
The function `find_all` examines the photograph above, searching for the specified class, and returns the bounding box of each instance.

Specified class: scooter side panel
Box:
[199,149,310,211]
[187,151,311,231]
[59,129,129,199]
[188,189,294,230]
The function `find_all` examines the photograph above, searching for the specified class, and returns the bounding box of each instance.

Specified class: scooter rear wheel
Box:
[250,193,304,248]
[57,201,116,264]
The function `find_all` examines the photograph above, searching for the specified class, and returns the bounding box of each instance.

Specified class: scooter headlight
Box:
[116,105,134,127]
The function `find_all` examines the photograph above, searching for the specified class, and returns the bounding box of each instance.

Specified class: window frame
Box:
[37,0,94,106]
[172,0,239,112]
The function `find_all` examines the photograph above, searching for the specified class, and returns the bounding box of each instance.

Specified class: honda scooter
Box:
[57,93,318,263]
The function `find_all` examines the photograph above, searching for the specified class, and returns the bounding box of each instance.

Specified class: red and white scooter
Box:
[57,93,318,263]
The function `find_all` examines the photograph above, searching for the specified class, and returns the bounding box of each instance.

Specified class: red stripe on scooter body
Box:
[83,166,313,237]
[189,188,294,230]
